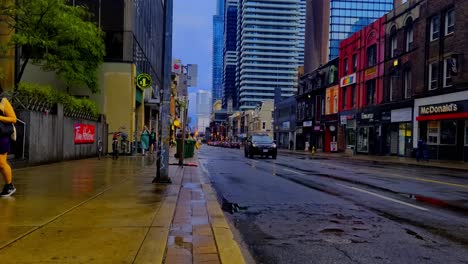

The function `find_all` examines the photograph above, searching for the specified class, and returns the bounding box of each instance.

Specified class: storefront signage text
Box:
[419,103,460,115]
[361,113,374,120]
[340,73,356,87]
[365,66,377,76]
[303,121,313,127]
[74,124,95,144]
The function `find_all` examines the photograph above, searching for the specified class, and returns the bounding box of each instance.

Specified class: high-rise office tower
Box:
[236,0,304,111]
[212,0,225,104]
[222,0,239,110]
[196,90,212,132]
[304,0,393,72]
[298,0,306,66]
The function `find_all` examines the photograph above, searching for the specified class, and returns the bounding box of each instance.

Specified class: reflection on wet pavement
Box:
[0,156,165,263]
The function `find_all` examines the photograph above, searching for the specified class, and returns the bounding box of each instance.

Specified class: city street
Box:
[199,146,468,264]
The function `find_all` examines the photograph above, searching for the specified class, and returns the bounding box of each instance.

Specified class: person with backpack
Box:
[0,97,17,197]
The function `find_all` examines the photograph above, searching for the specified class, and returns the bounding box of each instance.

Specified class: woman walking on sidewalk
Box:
[140,126,150,156]
[0,97,17,197]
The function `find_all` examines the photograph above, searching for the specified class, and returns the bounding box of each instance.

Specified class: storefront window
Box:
[440,120,457,145]
[427,121,439,145]
[357,127,369,153]
[346,128,356,148]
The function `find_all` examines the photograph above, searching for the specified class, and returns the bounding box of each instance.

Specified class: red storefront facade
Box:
[338,17,387,154]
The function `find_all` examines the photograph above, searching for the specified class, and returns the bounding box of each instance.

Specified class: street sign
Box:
[136,73,152,89]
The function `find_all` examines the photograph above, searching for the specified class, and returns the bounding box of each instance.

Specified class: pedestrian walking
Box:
[149,128,156,154]
[0,97,17,197]
[416,139,429,162]
[112,133,119,160]
[140,126,150,156]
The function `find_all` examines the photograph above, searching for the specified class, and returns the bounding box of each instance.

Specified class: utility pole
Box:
[154,0,173,184]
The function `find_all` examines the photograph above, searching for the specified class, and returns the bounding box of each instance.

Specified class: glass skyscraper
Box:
[328,0,393,60]
[304,0,393,72]
[212,0,225,104]
[222,0,238,110]
[236,0,305,111]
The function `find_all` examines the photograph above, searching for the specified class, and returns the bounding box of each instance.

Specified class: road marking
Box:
[283,168,304,175]
[337,183,429,211]
[323,162,468,189]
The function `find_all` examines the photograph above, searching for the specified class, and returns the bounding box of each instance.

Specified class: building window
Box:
[440,120,457,145]
[405,17,413,51]
[326,96,330,115]
[427,121,439,145]
[351,85,356,107]
[366,80,376,105]
[333,95,338,113]
[352,54,358,72]
[344,58,349,75]
[367,45,377,67]
[430,15,440,41]
[428,62,438,90]
[321,97,325,115]
[262,122,266,130]
[390,26,397,58]
[342,87,347,109]
[445,9,455,35]
[389,75,397,101]
[403,69,411,99]
[443,58,454,87]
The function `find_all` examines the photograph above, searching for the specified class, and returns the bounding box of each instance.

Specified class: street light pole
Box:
[154,0,173,184]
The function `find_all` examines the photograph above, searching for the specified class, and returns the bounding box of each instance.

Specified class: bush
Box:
[16,82,100,119]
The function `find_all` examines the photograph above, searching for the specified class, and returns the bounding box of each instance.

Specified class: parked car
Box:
[244,134,277,159]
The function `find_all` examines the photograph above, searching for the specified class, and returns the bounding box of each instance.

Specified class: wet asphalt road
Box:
[198,146,468,264]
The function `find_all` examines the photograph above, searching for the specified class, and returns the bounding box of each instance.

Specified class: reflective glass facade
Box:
[213,0,225,104]
[328,0,393,60]
[222,0,239,109]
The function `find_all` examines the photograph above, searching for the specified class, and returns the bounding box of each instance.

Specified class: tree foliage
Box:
[0,0,105,93]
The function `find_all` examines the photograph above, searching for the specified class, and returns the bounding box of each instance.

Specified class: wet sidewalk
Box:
[0,153,246,263]
[278,148,468,171]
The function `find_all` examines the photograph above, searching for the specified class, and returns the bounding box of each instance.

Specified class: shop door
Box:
[398,124,406,156]
[357,127,369,153]
[390,128,398,155]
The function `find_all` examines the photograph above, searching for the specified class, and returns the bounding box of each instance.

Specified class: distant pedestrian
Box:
[112,134,119,160]
[0,97,17,197]
[149,128,156,154]
[290,140,294,150]
[140,126,150,156]
[417,139,429,162]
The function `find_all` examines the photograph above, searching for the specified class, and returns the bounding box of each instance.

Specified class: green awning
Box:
[136,88,143,104]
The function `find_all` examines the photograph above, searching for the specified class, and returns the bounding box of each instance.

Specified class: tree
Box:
[0,0,105,93]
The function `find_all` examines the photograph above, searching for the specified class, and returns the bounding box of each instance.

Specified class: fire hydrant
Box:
[311,146,316,155]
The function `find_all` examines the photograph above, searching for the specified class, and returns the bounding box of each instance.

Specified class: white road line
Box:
[337,183,430,211]
[283,168,304,175]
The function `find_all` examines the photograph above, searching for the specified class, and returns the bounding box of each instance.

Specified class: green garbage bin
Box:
[185,140,196,158]
[175,139,196,158]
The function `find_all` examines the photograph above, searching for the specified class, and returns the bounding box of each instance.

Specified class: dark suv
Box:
[244,134,277,159]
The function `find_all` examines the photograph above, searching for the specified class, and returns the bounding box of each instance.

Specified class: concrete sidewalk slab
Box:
[0,151,246,263]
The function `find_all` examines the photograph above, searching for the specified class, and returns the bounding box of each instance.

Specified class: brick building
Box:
[339,17,386,154]
[297,59,339,152]
[382,0,425,157]
[412,0,468,161]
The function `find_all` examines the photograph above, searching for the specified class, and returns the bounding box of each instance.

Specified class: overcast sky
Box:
[173,0,216,126]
